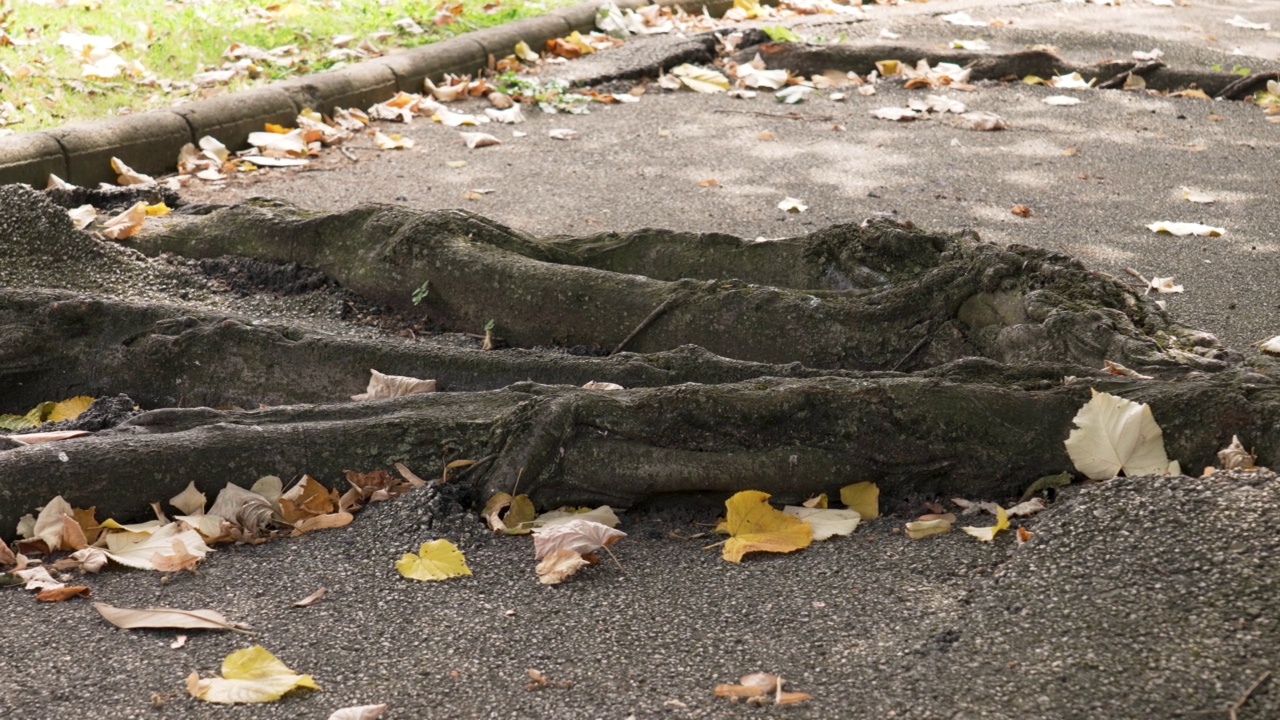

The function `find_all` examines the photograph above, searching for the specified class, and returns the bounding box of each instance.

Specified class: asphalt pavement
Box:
[4,0,1280,718]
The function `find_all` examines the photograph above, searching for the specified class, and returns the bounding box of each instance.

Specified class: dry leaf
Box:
[1146,221,1224,237]
[532,519,625,560]
[94,602,252,632]
[532,505,620,529]
[207,483,275,535]
[1064,389,1174,479]
[373,131,414,150]
[460,132,502,149]
[1005,497,1046,518]
[329,705,388,720]
[1181,188,1215,204]
[104,523,213,570]
[67,204,97,229]
[112,157,155,185]
[839,482,879,519]
[482,492,536,533]
[1260,336,1280,355]
[535,548,590,585]
[871,106,919,121]
[396,539,472,581]
[188,645,319,704]
[101,201,147,240]
[170,482,207,515]
[351,369,437,400]
[670,63,730,93]
[956,111,1008,131]
[781,506,860,541]
[172,635,188,649]
[777,197,807,213]
[291,512,353,536]
[1011,204,1032,218]
[1148,276,1183,294]
[1217,435,1255,470]
[292,587,328,607]
[151,538,203,573]
[548,128,578,140]
[961,506,1009,542]
[37,585,91,602]
[1043,95,1082,106]
[721,490,812,563]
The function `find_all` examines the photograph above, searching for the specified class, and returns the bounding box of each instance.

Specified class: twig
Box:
[600,544,625,574]
[1216,71,1280,101]
[1229,670,1271,720]
[1097,60,1165,90]
[510,466,524,496]
[611,295,679,355]
[892,327,935,372]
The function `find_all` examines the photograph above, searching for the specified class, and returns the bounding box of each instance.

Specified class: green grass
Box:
[0,0,572,132]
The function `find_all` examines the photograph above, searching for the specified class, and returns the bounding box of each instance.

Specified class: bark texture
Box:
[1,185,1276,534]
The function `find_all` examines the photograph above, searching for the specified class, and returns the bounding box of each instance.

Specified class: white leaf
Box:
[170,481,207,515]
[93,602,251,632]
[871,106,918,121]
[1225,15,1270,31]
[246,129,307,157]
[15,566,63,591]
[484,106,525,124]
[240,156,308,168]
[777,197,808,213]
[548,128,578,140]
[1146,221,1224,237]
[111,157,154,185]
[69,547,109,572]
[738,66,788,90]
[329,705,387,720]
[955,111,1008,131]
[532,505,620,529]
[1148,276,1183,294]
[581,381,624,391]
[104,523,212,570]
[1005,497,1046,518]
[1048,72,1093,89]
[670,63,730,93]
[949,39,989,50]
[781,506,860,541]
[727,89,758,99]
[67,204,97,229]
[775,86,813,104]
[1133,48,1164,61]
[940,12,988,27]
[1043,95,1083,106]
[531,519,625,559]
[351,369,437,400]
[1181,187,1215,204]
[1216,435,1255,470]
[460,132,502,149]
[1064,389,1172,480]
[1258,336,1280,355]
[373,131,414,150]
[32,495,75,551]
[434,108,484,127]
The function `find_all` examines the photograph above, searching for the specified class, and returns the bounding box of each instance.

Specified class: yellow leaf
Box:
[264,123,291,134]
[839,482,879,519]
[395,540,472,581]
[961,506,1009,542]
[188,645,319,704]
[513,40,539,62]
[905,514,954,540]
[144,202,171,216]
[670,63,730,94]
[733,0,766,19]
[722,490,812,563]
[48,396,93,422]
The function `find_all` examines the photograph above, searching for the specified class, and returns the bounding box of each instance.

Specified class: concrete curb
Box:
[0,0,733,188]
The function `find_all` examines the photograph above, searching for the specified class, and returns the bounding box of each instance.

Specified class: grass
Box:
[0,0,574,132]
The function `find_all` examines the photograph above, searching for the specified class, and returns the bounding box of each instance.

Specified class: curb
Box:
[0,0,734,188]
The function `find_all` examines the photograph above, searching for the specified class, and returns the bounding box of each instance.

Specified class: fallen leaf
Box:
[351,369,437,400]
[1146,221,1224,237]
[1217,435,1255,470]
[940,12,988,27]
[757,131,775,141]
[151,538,203,573]
[1048,72,1092,89]
[1005,497,1046,518]
[775,86,814,104]
[94,602,251,632]
[871,106,919,121]
[548,128,578,140]
[802,494,827,509]
[514,40,539,62]
[292,587,328,607]
[1064,389,1173,479]
[956,111,1008,131]
[781,506,860,540]
[1181,188,1215,204]
[172,635,188,649]
[15,566,63,591]
[111,157,155,185]
[396,539,472,581]
[1011,204,1032,218]
[532,505,620,529]
[532,519,625,559]
[67,204,97,229]
[207,483,274,535]
[188,645,319,704]
[535,548,590,585]
[104,523,213,570]
[721,490,812,563]
[33,495,79,551]
[839,482,879,519]
[484,106,525,124]
[170,482,207,515]
[961,506,1009,541]
[329,705,388,720]
[1148,276,1183,294]
[670,63,730,93]
[905,515,954,540]
[1103,360,1153,380]
[483,492,536,533]
[291,512,353,536]
[1225,15,1270,31]
[1043,95,1083,106]
[460,132,502,149]
[37,586,91,602]
[101,201,147,240]
[1260,336,1280,355]
[777,197,807,213]
[373,131,414,150]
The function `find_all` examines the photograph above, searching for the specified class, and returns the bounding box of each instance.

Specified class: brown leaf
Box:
[1010,204,1032,218]
[291,587,327,607]
[150,538,203,573]
[93,602,252,632]
[532,519,626,560]
[37,585,91,602]
[290,512,353,536]
[394,462,429,487]
[535,548,589,585]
